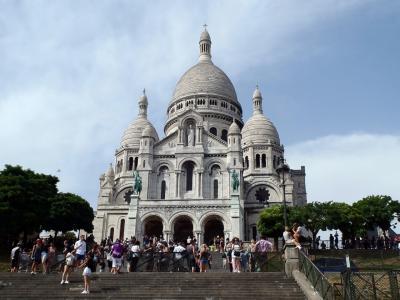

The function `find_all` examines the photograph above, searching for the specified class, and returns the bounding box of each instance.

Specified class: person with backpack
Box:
[111,239,123,274]
[10,242,22,272]
[199,244,210,272]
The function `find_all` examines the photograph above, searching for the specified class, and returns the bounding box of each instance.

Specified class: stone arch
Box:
[177,157,201,170]
[154,160,174,173]
[199,211,231,232]
[141,214,165,239]
[245,182,281,204]
[169,211,198,243]
[178,112,203,128]
[169,211,199,232]
[205,159,224,174]
[140,212,169,231]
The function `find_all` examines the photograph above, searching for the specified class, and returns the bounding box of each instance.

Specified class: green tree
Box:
[47,192,94,234]
[257,205,284,250]
[353,195,400,237]
[327,202,363,240]
[0,165,58,242]
[291,202,330,248]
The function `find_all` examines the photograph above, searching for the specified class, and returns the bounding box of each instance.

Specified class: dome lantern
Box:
[199,24,212,62]
[252,85,263,115]
[138,88,148,117]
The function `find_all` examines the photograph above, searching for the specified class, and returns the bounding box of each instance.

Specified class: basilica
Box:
[92,29,307,244]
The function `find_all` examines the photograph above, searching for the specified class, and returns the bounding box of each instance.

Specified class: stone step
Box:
[0,272,305,299]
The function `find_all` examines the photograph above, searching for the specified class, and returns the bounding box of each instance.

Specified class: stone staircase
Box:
[0,271,305,299]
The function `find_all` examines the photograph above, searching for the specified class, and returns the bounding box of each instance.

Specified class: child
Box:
[79,252,95,294]
[61,250,75,284]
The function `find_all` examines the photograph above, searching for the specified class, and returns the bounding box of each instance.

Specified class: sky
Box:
[0,0,399,209]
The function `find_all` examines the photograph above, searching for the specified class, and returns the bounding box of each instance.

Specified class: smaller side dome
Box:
[228,121,241,135]
[141,125,157,139]
[106,163,114,177]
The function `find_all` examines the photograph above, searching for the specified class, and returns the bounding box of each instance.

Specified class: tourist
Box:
[143,241,155,271]
[199,244,210,272]
[225,238,233,272]
[321,241,327,250]
[10,242,22,272]
[292,223,305,249]
[79,253,95,294]
[255,234,273,272]
[47,242,56,271]
[240,242,249,272]
[231,238,241,273]
[30,239,42,274]
[87,243,101,272]
[61,249,75,284]
[186,240,197,272]
[19,247,30,272]
[41,240,49,274]
[105,245,113,272]
[157,243,169,272]
[74,235,87,266]
[129,241,141,272]
[111,239,124,274]
[173,242,186,272]
[329,234,334,249]
[284,226,301,249]
[249,239,257,272]
[334,231,339,249]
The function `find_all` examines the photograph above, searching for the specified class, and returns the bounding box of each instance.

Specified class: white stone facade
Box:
[93,29,307,244]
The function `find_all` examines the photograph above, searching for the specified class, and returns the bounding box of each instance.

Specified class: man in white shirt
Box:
[74,235,86,265]
[173,242,186,271]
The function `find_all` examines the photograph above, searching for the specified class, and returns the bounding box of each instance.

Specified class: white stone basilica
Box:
[93,29,307,244]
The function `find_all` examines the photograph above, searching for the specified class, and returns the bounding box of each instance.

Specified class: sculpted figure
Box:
[187,124,195,146]
[231,170,239,191]
[133,171,142,195]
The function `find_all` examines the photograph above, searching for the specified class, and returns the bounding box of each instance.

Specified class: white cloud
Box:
[286,133,400,204]
[0,1,385,208]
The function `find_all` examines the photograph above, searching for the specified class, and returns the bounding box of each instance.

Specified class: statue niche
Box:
[185,121,196,147]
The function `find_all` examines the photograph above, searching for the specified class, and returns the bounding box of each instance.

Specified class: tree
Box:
[326,202,363,240]
[353,195,400,237]
[290,202,331,248]
[257,205,284,250]
[47,193,94,234]
[0,165,58,242]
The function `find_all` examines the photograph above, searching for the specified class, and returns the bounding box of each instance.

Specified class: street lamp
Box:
[276,158,290,228]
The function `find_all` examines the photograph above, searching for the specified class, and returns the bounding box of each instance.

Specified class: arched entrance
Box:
[173,216,193,243]
[203,218,224,246]
[143,216,163,238]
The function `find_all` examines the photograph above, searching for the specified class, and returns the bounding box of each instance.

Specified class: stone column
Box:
[198,172,203,198]
[195,231,201,246]
[175,172,181,198]
[284,243,299,278]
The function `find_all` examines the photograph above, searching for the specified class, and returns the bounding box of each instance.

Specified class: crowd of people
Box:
[9,233,275,294]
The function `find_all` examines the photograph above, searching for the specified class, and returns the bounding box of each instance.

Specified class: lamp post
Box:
[276,158,290,228]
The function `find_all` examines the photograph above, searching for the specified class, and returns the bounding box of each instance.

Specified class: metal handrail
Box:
[299,250,341,299]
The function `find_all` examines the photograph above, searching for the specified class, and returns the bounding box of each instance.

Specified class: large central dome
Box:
[171,61,239,104]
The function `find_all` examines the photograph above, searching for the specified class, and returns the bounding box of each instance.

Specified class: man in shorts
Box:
[111,239,123,274]
[74,235,87,266]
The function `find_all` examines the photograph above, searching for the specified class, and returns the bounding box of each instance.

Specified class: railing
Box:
[130,252,192,272]
[342,270,400,300]
[299,250,342,299]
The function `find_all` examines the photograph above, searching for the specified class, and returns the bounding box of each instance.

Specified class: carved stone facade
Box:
[93,29,307,244]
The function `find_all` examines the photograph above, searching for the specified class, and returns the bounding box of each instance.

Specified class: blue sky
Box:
[0,0,399,208]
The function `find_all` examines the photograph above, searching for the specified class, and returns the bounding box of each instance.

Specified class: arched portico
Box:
[170,212,197,243]
[200,213,229,245]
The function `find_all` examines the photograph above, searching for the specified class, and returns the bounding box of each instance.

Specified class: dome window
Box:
[245,156,249,169]
[128,157,134,171]
[213,179,218,198]
[255,154,261,168]
[221,129,228,142]
[161,180,166,200]
[262,154,267,168]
